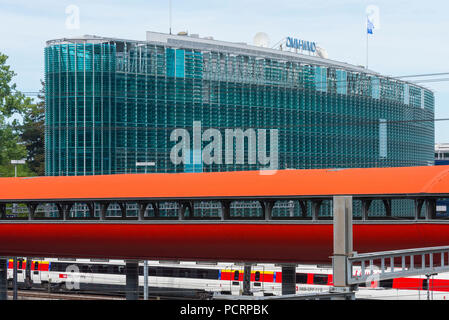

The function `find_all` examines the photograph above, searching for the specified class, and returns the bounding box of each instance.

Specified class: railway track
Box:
[7,290,126,300]
[6,288,206,300]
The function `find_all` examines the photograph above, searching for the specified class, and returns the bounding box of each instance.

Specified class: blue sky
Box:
[1,0,448,142]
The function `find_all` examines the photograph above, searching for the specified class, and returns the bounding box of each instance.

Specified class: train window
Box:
[138,266,143,276]
[207,270,219,280]
[59,263,70,272]
[313,274,328,285]
[80,265,92,273]
[50,263,59,272]
[379,279,393,289]
[234,271,239,281]
[254,282,261,287]
[148,267,156,277]
[34,262,39,271]
[118,266,125,274]
[90,265,100,273]
[171,268,180,278]
[422,279,428,291]
[296,273,308,284]
[155,267,164,277]
[198,270,208,279]
[97,265,108,274]
[178,268,190,278]
[188,269,197,279]
[18,260,23,269]
[255,271,261,282]
[162,268,174,277]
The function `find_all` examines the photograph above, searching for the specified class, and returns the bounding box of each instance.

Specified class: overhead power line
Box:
[411,78,449,84]
[393,72,449,79]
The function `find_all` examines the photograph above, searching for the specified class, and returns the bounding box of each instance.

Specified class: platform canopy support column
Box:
[332,196,353,288]
[0,258,6,300]
[125,260,139,300]
[281,264,296,295]
[243,263,252,296]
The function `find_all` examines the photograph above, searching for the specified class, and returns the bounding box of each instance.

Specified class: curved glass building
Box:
[45,32,434,176]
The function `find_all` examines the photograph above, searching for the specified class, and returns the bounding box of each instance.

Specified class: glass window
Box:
[313,274,328,285]
[296,273,308,284]
[314,66,327,92]
[371,77,380,99]
[336,70,347,94]
[379,119,387,159]
[404,84,410,105]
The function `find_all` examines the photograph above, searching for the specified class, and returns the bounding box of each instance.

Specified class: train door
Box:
[229,266,243,295]
[17,259,25,284]
[251,265,265,295]
[31,261,41,285]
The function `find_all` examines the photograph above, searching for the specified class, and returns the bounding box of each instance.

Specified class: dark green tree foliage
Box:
[0,52,35,177]
[21,80,45,176]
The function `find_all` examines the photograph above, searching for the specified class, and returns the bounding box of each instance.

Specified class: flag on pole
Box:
[367,18,374,34]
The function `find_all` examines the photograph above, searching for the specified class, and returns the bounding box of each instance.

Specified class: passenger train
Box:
[6,258,449,300]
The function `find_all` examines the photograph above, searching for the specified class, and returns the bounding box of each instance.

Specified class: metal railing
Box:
[347,245,449,285]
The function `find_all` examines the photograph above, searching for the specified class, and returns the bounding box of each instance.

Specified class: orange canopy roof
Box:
[0,166,449,202]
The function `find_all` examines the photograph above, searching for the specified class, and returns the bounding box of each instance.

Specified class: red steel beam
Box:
[1,223,449,264]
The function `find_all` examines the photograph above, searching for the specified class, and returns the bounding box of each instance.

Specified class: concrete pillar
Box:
[12,257,17,300]
[25,258,32,289]
[138,203,147,221]
[27,204,36,220]
[361,200,371,221]
[125,260,139,300]
[382,199,392,218]
[100,203,108,220]
[143,260,148,300]
[281,264,296,295]
[262,201,274,220]
[221,201,231,220]
[0,258,7,300]
[0,204,5,219]
[119,203,126,219]
[311,200,322,221]
[151,202,160,218]
[332,196,353,288]
[425,199,437,220]
[415,199,424,220]
[299,201,307,218]
[243,263,252,295]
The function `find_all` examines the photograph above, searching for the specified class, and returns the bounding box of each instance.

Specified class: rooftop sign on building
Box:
[286,37,316,53]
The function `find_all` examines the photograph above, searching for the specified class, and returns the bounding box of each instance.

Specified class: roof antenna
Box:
[169,0,172,35]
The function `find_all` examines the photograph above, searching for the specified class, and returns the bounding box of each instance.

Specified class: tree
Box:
[21,80,45,176]
[0,52,34,177]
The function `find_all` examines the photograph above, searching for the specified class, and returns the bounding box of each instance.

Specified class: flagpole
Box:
[366,16,369,69]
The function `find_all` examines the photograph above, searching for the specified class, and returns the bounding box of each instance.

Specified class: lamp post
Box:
[10,159,25,300]
[135,161,155,300]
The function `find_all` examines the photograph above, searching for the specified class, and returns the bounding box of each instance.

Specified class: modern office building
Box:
[44,31,435,217]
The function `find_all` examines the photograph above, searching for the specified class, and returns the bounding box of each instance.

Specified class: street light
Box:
[135,161,156,300]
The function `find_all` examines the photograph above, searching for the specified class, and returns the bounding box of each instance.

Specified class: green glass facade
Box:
[44,34,435,218]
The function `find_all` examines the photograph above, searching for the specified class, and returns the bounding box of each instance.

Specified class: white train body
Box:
[6,258,449,299]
